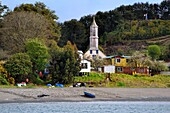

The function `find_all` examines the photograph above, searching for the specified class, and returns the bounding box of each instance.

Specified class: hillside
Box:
[104,35,170,56]
[147,35,170,45]
[60,1,170,61]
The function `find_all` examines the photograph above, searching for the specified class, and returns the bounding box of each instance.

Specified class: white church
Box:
[84,17,106,60]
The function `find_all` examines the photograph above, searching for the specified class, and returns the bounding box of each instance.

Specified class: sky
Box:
[2,0,163,22]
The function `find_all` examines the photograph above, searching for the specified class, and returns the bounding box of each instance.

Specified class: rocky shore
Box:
[0,88,170,103]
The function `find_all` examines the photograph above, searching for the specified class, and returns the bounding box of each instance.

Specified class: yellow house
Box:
[104,55,149,75]
[111,55,130,67]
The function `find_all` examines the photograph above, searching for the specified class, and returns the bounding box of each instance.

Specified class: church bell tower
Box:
[84,16,106,60]
[90,17,98,50]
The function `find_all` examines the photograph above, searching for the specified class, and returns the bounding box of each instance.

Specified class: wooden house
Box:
[104,55,149,75]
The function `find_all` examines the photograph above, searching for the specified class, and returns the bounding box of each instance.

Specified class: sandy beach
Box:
[0,88,170,103]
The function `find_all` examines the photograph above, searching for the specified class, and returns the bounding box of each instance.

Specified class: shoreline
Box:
[0,88,170,103]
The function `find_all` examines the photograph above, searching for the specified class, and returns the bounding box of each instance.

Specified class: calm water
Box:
[0,101,170,113]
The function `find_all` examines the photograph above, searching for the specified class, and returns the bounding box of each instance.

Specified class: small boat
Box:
[84,91,95,98]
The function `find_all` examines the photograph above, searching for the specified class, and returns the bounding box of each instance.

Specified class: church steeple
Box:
[84,16,106,60]
[92,16,97,27]
[90,16,98,50]
[90,16,98,37]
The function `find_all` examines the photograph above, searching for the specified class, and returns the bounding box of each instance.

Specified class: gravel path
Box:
[0,88,170,103]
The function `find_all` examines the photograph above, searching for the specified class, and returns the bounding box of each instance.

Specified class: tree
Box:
[14,2,58,20]
[0,11,54,53]
[0,61,9,85]
[149,60,168,74]
[0,2,9,27]
[160,44,170,61]
[129,51,168,75]
[0,2,9,50]
[63,42,80,83]
[128,51,152,68]
[91,56,104,71]
[14,2,61,41]
[0,49,10,60]
[4,53,32,83]
[48,42,64,83]
[25,39,49,74]
[49,41,80,84]
[148,45,161,60]
[59,19,87,51]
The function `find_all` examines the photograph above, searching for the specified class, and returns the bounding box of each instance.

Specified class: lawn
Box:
[74,72,170,88]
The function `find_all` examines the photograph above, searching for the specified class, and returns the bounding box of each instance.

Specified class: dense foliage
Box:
[4,53,32,83]
[59,1,170,61]
[49,41,80,84]
[59,19,87,52]
[25,39,49,74]
[0,61,9,85]
[14,2,61,41]
[0,2,9,27]
[0,11,52,53]
[148,45,161,60]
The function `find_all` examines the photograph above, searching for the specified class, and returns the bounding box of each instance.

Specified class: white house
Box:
[80,59,91,73]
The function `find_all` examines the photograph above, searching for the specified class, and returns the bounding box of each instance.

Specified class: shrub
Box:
[0,75,9,85]
[29,74,44,85]
[4,53,32,83]
[167,83,170,88]
[8,77,15,85]
[116,82,126,87]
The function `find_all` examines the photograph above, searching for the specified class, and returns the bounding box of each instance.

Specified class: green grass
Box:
[0,83,44,88]
[74,72,105,83]
[1,73,170,88]
[74,72,170,88]
[0,85,17,88]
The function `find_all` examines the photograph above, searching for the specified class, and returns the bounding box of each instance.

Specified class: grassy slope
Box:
[74,73,170,88]
[146,35,170,45]
[104,35,170,55]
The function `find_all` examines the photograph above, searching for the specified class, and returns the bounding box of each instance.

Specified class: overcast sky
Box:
[2,0,163,22]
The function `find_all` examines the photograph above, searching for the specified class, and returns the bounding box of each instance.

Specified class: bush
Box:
[8,77,15,85]
[116,82,126,87]
[167,83,170,88]
[0,75,9,85]
[4,53,32,83]
[29,74,44,85]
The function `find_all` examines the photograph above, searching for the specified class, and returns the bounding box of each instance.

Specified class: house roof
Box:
[105,55,131,59]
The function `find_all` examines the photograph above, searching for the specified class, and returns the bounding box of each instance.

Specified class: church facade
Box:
[84,17,106,60]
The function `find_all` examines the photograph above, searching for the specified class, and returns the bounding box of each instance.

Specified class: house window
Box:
[90,50,92,54]
[117,67,123,72]
[81,63,87,69]
[96,50,98,54]
[116,58,121,63]
[126,59,129,63]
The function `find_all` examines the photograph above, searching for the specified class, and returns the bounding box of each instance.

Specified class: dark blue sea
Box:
[0,101,170,113]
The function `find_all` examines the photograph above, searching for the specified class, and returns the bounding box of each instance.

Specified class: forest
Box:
[59,1,170,61]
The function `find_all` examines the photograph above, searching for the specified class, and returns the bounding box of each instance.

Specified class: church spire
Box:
[84,16,106,60]
[92,16,98,27]
[90,16,98,50]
